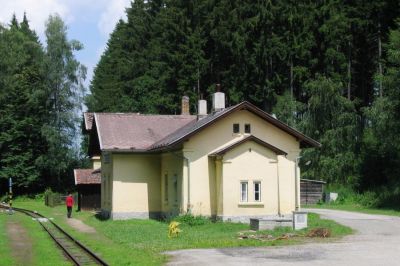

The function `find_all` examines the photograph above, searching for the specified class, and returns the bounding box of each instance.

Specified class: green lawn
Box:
[0,209,71,266]
[304,203,400,217]
[14,199,352,266]
[0,210,14,266]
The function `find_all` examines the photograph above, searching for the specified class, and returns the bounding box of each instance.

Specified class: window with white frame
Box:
[240,181,248,202]
[254,181,261,201]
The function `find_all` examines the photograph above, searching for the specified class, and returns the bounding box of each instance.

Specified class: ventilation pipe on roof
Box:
[181,96,190,115]
[212,84,225,112]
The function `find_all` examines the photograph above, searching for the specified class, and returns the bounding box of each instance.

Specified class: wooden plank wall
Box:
[300,179,325,205]
[78,185,101,210]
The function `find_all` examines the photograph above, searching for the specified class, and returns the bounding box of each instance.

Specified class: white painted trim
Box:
[73,169,77,185]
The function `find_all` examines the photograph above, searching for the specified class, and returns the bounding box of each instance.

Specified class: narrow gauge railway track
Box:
[1,205,108,266]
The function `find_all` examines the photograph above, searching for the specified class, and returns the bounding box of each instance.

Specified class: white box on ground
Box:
[293,211,308,230]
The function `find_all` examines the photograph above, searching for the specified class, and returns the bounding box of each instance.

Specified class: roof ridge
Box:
[94,113,196,117]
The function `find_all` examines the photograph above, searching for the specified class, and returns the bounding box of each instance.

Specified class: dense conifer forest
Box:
[1,1,400,205]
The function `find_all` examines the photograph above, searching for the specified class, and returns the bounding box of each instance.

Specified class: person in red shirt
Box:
[66,193,74,218]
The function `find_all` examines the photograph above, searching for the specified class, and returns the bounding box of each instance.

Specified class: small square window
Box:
[245,124,251,134]
[233,123,240,133]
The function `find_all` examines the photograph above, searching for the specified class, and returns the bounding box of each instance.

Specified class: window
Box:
[233,123,240,133]
[164,174,168,201]
[254,181,261,201]
[245,124,251,134]
[240,182,248,202]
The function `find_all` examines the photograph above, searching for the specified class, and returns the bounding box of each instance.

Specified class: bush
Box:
[44,188,62,207]
[323,183,398,208]
[173,214,211,226]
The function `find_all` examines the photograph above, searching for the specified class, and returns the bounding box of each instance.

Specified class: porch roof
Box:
[74,168,101,185]
[209,135,287,156]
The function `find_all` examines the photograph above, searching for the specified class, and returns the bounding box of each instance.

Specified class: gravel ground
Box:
[166,209,400,266]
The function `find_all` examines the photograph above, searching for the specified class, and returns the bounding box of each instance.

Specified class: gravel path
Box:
[66,218,96,233]
[166,209,400,266]
[7,219,33,265]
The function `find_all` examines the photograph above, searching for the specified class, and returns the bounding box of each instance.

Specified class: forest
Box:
[0,14,86,194]
[1,1,400,206]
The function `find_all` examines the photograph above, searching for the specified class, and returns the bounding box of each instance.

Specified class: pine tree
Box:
[0,16,48,192]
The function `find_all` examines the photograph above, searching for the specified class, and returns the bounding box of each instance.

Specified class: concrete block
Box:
[250,218,293,231]
[293,211,308,230]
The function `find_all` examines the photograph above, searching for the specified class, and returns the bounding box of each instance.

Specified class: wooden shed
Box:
[73,168,101,210]
[300,178,326,205]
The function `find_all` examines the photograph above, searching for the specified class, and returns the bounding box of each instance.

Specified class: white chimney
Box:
[198,99,207,116]
[213,92,225,111]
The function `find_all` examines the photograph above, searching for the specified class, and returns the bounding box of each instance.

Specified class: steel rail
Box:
[1,204,108,266]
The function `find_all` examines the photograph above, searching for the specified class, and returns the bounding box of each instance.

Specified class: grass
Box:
[304,203,400,217]
[0,210,14,266]
[0,209,70,266]
[14,198,353,266]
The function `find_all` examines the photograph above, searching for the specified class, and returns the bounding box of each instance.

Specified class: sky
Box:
[0,0,132,86]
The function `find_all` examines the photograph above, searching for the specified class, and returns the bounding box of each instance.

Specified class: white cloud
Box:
[0,0,72,40]
[98,0,131,38]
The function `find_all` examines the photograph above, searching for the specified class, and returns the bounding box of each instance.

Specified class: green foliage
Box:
[172,214,211,226]
[0,14,86,194]
[300,77,361,187]
[87,1,400,196]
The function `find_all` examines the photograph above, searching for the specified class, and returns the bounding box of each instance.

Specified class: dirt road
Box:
[166,209,400,266]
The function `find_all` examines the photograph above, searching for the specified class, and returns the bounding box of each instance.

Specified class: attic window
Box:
[245,124,251,134]
[233,123,240,133]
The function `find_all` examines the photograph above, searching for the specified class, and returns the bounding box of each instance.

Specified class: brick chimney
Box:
[181,96,190,115]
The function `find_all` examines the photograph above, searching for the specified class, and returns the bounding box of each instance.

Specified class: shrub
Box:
[173,214,211,226]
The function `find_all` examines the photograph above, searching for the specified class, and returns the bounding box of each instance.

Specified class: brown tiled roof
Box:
[95,113,196,150]
[150,101,321,150]
[209,135,287,156]
[90,101,320,152]
[84,112,94,131]
[74,169,101,185]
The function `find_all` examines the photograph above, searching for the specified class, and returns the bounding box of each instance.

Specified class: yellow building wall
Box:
[221,141,279,217]
[92,156,101,169]
[184,109,300,217]
[160,152,184,215]
[100,152,113,214]
[111,154,161,219]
